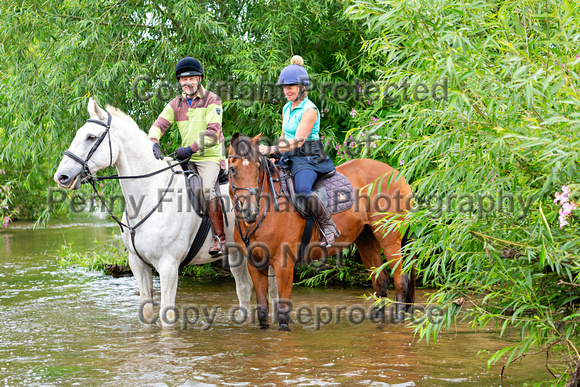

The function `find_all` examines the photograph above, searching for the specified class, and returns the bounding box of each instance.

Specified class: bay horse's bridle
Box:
[228,153,280,277]
[228,154,266,214]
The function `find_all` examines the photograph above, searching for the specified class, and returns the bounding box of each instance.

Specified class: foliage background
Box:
[346,0,580,383]
[2,0,580,383]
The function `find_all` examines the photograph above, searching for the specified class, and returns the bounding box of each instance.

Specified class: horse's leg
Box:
[353,226,390,318]
[247,255,270,329]
[128,252,154,323]
[268,266,279,318]
[156,257,179,328]
[372,229,411,320]
[228,249,252,319]
[271,257,294,331]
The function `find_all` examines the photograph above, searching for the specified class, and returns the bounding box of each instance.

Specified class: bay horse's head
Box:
[54,98,119,189]
[228,133,264,223]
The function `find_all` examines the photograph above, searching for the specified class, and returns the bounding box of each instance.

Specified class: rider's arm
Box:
[148,103,175,143]
[277,108,317,153]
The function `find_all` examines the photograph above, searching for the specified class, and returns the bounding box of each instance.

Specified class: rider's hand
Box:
[176,146,194,160]
[152,142,163,160]
[259,144,277,155]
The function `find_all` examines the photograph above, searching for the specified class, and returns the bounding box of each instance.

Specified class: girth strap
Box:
[179,215,212,269]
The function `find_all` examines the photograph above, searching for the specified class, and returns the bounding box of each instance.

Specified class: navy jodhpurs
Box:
[294,169,319,198]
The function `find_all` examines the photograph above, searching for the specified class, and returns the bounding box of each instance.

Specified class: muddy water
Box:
[1,219,554,386]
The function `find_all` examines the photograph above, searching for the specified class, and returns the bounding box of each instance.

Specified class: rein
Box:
[228,154,280,277]
[63,113,190,268]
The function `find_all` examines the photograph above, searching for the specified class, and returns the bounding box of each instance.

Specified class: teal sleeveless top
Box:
[282,97,320,141]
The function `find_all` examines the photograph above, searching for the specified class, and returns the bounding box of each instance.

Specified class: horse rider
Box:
[258,55,340,246]
[148,56,227,256]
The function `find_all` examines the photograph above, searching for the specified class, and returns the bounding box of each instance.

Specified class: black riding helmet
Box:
[175,56,204,79]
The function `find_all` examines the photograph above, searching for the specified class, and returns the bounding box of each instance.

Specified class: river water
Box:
[0,219,555,386]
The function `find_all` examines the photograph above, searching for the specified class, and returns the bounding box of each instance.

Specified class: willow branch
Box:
[151,1,185,37]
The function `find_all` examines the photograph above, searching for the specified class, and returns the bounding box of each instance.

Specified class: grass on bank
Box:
[56,237,223,278]
[56,237,374,287]
[294,245,372,287]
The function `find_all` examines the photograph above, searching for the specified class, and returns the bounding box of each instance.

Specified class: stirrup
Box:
[209,236,224,257]
[320,230,340,248]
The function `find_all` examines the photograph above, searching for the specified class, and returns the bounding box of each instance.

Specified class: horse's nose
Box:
[242,207,256,223]
[56,173,72,186]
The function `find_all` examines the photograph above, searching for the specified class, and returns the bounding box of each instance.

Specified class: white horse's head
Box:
[54,98,120,189]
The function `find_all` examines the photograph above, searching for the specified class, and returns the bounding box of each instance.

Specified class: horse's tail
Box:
[401,229,416,306]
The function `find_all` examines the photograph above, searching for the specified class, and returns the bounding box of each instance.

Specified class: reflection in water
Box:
[3,233,10,255]
[0,220,554,386]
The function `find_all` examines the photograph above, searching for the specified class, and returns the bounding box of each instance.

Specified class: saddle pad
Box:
[279,169,355,215]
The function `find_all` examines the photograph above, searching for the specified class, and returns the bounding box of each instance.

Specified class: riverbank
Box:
[55,234,375,288]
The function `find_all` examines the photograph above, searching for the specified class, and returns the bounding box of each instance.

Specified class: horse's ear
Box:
[228,132,240,156]
[251,133,262,147]
[231,132,240,145]
[229,132,240,153]
[87,97,106,121]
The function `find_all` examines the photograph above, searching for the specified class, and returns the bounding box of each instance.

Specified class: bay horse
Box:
[228,133,415,331]
[54,99,276,327]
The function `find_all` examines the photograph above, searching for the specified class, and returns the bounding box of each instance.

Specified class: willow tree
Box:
[346,0,580,383]
[0,0,369,222]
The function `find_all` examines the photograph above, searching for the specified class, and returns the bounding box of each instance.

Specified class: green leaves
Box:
[347,0,580,382]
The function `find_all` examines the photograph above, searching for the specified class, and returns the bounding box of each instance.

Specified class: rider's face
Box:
[283,85,300,101]
[179,76,201,96]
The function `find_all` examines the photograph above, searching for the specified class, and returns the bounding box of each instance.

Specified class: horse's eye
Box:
[86,134,97,141]
[229,166,237,175]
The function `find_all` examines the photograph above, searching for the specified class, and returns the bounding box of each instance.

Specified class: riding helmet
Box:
[277,55,310,86]
[175,56,204,79]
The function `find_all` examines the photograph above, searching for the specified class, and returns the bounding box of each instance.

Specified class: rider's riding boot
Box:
[208,197,226,257]
[307,192,340,247]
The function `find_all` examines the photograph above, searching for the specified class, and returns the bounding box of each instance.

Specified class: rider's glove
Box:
[152,143,163,160]
[176,146,194,160]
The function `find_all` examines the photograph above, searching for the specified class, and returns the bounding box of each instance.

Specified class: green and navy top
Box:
[282,97,320,141]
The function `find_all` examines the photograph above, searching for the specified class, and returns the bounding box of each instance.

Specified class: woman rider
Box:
[258,55,340,246]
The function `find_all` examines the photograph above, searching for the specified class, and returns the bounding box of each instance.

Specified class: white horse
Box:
[54,99,277,327]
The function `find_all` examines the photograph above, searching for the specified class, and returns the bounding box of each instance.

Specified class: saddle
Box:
[181,162,228,217]
[278,168,355,217]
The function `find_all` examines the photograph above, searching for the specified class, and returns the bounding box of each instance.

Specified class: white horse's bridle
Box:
[63,111,113,180]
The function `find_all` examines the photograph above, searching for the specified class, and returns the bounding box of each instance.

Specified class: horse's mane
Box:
[105,105,148,140]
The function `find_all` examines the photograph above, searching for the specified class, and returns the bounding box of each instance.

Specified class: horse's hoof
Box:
[372,307,385,319]
[393,312,406,323]
[371,308,386,323]
[279,323,291,332]
[260,324,270,330]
